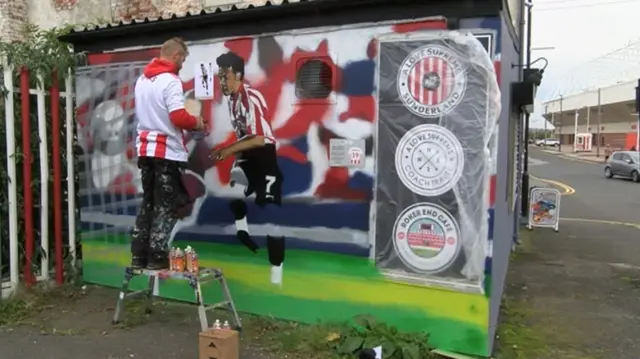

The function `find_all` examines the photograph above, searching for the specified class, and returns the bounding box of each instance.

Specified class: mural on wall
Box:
[76,17,503,357]
[374,31,500,293]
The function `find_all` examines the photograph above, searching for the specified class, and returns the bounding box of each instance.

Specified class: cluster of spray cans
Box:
[213,319,232,330]
[169,246,199,274]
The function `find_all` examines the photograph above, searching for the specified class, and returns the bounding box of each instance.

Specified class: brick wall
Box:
[0,0,29,42]
[27,0,248,31]
[111,0,205,21]
[13,0,266,36]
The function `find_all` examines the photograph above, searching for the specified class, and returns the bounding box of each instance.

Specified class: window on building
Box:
[295,58,333,99]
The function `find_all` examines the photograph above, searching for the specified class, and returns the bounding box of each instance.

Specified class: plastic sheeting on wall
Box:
[373,30,501,292]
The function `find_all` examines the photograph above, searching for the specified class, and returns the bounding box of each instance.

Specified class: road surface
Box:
[529,147,640,224]
[505,146,640,359]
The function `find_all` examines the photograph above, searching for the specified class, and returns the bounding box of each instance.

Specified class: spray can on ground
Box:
[185,246,193,272]
[190,250,199,275]
[175,248,185,272]
[169,247,177,271]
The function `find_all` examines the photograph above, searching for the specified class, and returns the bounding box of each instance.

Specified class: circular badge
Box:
[395,124,464,197]
[392,203,461,273]
[348,147,363,166]
[397,45,467,118]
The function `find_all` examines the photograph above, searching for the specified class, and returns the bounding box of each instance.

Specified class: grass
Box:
[0,284,444,359]
[0,284,88,335]
[0,278,575,359]
[241,315,345,358]
[2,225,600,359]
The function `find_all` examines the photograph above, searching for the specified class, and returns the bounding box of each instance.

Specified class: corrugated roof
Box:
[70,0,309,33]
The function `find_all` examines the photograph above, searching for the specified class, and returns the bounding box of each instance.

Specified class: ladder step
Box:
[204,301,231,310]
[113,267,242,332]
[122,289,149,299]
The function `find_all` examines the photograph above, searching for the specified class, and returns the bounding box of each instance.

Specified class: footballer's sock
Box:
[230,200,259,252]
[266,234,286,286]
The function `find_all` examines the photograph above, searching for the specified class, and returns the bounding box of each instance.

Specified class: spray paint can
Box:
[169,247,177,271]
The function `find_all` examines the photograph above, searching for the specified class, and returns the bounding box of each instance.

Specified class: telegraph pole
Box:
[559,95,563,152]
[520,0,533,218]
[636,80,640,151]
[596,88,601,157]
[544,105,548,137]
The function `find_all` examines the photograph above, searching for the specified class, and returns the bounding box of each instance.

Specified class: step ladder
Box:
[111,267,242,332]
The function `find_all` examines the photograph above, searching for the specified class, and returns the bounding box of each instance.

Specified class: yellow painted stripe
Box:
[84,243,489,327]
[530,175,576,195]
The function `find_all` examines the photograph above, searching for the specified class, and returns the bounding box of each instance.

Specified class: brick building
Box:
[0,0,269,40]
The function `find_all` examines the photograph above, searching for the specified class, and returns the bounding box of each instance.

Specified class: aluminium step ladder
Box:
[111,267,242,331]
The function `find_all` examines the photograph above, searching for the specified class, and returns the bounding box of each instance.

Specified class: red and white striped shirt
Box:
[135,58,197,162]
[228,83,276,144]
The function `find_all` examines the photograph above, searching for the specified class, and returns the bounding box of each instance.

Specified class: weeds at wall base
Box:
[0,283,83,327]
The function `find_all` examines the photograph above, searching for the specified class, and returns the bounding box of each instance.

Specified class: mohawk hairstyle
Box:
[216,52,245,79]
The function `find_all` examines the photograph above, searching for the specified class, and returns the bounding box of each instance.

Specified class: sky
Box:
[528,0,640,128]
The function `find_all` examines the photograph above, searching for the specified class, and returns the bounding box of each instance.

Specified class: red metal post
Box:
[51,71,64,285]
[20,67,34,286]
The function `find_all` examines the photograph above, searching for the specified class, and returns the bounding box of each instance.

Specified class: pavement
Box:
[537,144,611,163]
[1,146,640,359]
[501,147,640,359]
[0,286,271,359]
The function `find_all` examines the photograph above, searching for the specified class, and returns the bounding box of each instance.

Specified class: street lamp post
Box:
[636,80,640,152]
[597,88,601,157]
[520,0,533,218]
[544,105,548,137]
[559,95,563,152]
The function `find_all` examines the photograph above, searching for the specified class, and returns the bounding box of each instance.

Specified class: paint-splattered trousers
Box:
[131,157,190,258]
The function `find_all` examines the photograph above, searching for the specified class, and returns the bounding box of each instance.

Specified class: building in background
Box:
[543,40,640,150]
[544,83,638,149]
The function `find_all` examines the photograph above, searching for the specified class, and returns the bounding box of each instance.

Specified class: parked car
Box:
[604,151,640,182]
[536,138,559,147]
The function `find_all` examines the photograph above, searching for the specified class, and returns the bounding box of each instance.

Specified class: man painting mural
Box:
[212,51,286,286]
[131,37,206,270]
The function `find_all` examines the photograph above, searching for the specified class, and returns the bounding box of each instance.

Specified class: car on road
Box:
[604,151,640,182]
[535,138,560,147]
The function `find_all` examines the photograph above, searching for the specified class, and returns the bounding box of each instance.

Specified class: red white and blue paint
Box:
[76,17,502,286]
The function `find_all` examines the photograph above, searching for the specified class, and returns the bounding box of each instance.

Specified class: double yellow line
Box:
[528,174,640,229]
[530,175,576,195]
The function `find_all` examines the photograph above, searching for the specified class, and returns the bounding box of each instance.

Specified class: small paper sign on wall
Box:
[329,139,366,168]
[194,62,214,99]
[528,187,561,232]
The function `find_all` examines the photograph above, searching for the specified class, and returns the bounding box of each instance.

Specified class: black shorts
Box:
[238,144,283,206]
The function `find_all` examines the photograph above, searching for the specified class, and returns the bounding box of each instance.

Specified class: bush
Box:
[0,24,84,285]
[334,315,437,359]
